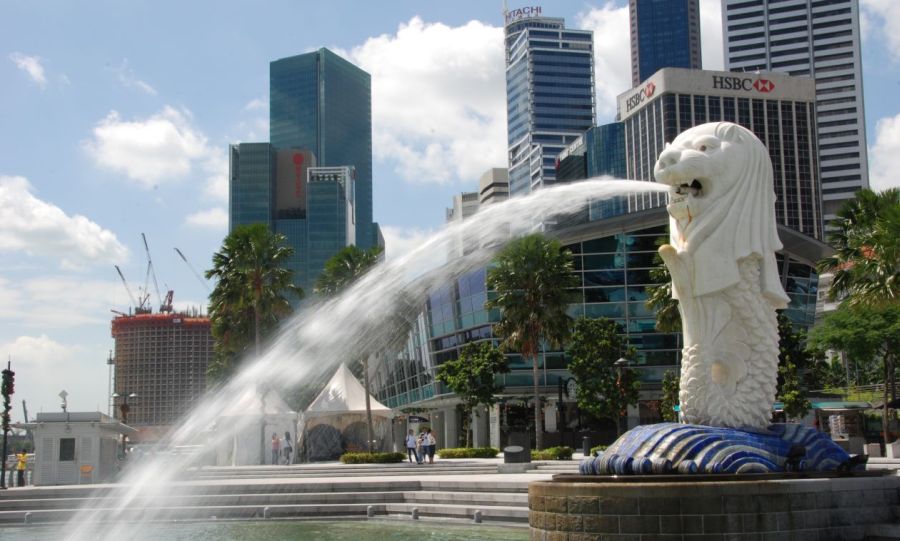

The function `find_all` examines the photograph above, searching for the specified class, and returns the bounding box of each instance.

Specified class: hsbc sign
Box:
[625,82,658,113]
[712,75,776,93]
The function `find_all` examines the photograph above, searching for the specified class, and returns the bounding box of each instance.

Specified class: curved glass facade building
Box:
[370,209,826,448]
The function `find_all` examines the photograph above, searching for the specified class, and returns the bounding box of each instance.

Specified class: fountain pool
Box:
[0,519,528,541]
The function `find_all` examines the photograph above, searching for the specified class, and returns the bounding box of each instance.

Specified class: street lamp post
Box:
[614,358,630,436]
[112,392,137,457]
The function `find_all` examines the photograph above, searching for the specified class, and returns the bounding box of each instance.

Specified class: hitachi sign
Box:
[712,75,776,93]
[505,6,541,24]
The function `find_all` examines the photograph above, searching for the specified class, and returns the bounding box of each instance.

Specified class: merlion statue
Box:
[654,122,789,430]
[580,122,855,475]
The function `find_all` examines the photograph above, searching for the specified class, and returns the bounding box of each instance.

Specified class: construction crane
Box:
[142,233,164,310]
[115,265,139,313]
[175,247,211,293]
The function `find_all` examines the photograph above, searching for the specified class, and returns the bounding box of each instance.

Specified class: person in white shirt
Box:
[404,429,417,463]
[425,429,437,464]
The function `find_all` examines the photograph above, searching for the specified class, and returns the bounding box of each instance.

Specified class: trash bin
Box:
[503,445,530,463]
[582,436,591,457]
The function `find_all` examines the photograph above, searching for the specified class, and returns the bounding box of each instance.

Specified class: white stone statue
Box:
[654,122,789,430]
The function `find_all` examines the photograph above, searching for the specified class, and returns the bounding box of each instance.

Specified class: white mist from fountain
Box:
[64,178,668,541]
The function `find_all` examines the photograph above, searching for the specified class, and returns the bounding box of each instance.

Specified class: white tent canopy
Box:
[304,363,394,418]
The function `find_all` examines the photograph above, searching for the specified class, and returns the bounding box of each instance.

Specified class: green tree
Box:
[436,342,510,447]
[314,244,384,452]
[778,361,811,420]
[646,237,681,333]
[808,304,900,445]
[660,370,679,423]
[205,223,302,380]
[818,188,900,307]
[566,317,639,436]
[777,312,814,390]
[486,233,578,450]
[314,245,384,296]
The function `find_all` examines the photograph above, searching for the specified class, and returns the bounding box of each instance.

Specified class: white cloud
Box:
[576,3,630,121]
[381,225,437,261]
[1,335,108,420]
[113,59,157,95]
[862,0,900,59]
[244,98,268,111]
[0,175,129,269]
[0,275,124,328]
[868,113,900,191]
[185,207,228,230]
[202,148,229,202]
[346,17,507,184]
[9,52,47,88]
[84,106,214,188]
[699,0,724,70]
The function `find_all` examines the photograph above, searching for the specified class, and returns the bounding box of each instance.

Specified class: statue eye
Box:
[699,145,707,152]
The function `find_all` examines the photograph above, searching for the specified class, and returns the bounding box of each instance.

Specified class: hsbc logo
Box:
[625,82,658,113]
[712,75,776,93]
[753,79,775,93]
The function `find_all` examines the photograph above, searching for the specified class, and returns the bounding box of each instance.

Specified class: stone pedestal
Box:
[529,474,899,540]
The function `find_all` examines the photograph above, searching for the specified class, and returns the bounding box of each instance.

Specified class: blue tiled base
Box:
[580,422,854,475]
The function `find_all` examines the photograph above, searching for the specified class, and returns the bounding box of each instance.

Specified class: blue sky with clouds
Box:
[1,0,899,417]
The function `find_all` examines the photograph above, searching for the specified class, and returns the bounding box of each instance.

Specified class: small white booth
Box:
[214,389,298,466]
[299,363,396,461]
[19,412,136,486]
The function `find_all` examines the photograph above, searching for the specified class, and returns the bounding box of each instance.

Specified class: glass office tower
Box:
[629,0,702,87]
[270,48,375,249]
[505,12,595,196]
[722,0,868,225]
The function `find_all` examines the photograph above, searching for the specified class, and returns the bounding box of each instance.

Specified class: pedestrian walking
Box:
[415,431,425,464]
[405,429,417,463]
[270,433,281,465]
[283,431,293,465]
[15,449,27,487]
[426,429,437,464]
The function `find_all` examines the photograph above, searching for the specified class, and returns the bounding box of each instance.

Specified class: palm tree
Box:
[486,233,578,450]
[818,188,900,307]
[646,237,681,333]
[206,223,303,377]
[314,245,384,296]
[315,244,384,452]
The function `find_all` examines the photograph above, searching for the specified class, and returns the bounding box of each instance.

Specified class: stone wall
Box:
[529,474,900,540]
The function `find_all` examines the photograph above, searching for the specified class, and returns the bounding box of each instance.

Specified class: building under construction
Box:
[110,310,213,430]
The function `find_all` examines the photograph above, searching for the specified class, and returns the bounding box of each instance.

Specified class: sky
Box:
[1,0,899,419]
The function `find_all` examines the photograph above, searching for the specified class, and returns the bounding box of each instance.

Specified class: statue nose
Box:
[657,147,681,170]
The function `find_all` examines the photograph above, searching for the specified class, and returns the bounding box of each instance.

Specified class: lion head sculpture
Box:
[653,122,789,308]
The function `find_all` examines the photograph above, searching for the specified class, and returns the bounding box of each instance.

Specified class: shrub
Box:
[531,446,574,460]
[437,447,500,459]
[340,452,405,464]
[590,444,608,456]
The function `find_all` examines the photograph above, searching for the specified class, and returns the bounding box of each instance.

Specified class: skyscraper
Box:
[270,48,375,248]
[505,9,595,196]
[722,0,868,223]
[629,0,701,86]
[229,143,356,291]
[618,68,823,239]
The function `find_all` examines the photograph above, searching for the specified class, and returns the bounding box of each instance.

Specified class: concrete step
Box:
[866,522,900,540]
[0,500,530,525]
[0,489,526,513]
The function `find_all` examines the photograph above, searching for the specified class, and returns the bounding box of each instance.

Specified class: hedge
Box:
[590,444,609,456]
[437,447,500,459]
[340,452,405,464]
[531,446,574,460]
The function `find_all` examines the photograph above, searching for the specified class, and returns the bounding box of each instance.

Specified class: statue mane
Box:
[665,122,788,307]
